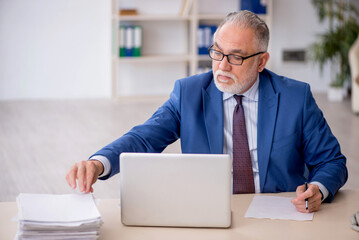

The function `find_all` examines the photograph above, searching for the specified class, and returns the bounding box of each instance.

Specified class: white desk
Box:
[1,189,358,239]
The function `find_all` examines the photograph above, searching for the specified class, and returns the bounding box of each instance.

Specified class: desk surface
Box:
[1,189,358,240]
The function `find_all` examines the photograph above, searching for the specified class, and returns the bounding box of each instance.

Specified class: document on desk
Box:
[245,196,314,221]
[16,193,103,239]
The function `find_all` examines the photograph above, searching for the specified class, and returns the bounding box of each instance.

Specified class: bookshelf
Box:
[111,0,272,98]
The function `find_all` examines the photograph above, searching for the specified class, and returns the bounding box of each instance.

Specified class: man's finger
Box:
[66,165,78,189]
[291,200,307,213]
[85,162,97,193]
[77,162,87,192]
[306,200,321,213]
[297,185,315,201]
[296,184,305,195]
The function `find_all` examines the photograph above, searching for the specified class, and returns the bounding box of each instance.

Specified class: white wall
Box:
[0,0,349,100]
[270,0,331,92]
[0,0,111,100]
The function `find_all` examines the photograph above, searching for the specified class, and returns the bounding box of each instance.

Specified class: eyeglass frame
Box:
[208,45,265,66]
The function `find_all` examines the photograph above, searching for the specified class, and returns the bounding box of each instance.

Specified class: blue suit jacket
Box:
[93,69,347,201]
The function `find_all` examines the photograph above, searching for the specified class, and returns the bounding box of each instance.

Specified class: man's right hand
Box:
[66,160,104,193]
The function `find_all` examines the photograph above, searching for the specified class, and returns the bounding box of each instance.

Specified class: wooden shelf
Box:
[198,14,227,20]
[123,15,191,21]
[198,13,268,21]
[112,14,192,21]
[197,55,211,61]
[117,55,192,63]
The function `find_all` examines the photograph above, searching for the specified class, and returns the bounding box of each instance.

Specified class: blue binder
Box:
[198,25,217,55]
[240,0,266,14]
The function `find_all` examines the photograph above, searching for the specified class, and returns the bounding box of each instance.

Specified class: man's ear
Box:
[258,52,270,72]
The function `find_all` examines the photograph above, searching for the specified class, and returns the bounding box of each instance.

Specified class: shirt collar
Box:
[223,75,260,102]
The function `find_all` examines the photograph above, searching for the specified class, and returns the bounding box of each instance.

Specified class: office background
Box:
[0,0,344,100]
[0,0,358,201]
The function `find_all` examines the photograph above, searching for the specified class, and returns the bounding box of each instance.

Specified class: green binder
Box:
[119,26,125,57]
[133,26,142,57]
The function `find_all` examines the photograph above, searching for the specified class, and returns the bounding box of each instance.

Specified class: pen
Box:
[305,182,308,210]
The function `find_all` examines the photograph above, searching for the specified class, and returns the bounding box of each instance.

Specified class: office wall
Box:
[0,0,111,100]
[270,0,331,93]
[1,0,352,100]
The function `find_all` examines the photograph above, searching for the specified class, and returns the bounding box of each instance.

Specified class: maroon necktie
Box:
[233,95,255,194]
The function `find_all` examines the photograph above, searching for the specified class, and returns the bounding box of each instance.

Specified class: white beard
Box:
[214,70,256,94]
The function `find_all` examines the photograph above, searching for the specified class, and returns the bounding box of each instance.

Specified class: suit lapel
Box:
[202,79,223,154]
[257,70,279,192]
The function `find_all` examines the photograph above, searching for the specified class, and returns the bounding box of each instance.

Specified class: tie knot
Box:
[234,95,243,105]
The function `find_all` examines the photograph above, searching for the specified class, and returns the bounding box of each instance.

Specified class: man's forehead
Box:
[212,42,246,55]
[214,25,256,54]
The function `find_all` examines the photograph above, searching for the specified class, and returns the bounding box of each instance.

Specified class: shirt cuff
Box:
[88,155,111,178]
[310,181,329,201]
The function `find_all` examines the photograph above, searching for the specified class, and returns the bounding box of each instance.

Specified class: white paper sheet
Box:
[17,193,101,222]
[244,196,314,221]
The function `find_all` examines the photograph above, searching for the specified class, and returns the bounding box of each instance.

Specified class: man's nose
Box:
[219,56,232,71]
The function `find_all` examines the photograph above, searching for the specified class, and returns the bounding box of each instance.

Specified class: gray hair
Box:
[214,11,270,51]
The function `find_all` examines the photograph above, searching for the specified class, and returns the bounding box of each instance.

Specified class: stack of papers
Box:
[16,193,103,240]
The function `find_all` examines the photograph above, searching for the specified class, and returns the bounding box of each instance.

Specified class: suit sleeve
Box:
[92,80,182,179]
[301,84,348,202]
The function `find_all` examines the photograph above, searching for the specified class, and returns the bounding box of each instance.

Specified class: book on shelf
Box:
[119,25,142,57]
[197,25,217,55]
[240,0,267,14]
[119,8,138,16]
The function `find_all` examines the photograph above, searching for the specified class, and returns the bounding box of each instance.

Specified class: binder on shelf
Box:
[120,25,142,57]
[133,26,142,57]
[197,26,204,54]
[119,26,125,57]
[125,26,134,57]
[197,25,217,55]
[240,0,267,14]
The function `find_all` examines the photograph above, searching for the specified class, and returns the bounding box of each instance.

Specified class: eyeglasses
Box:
[208,45,265,66]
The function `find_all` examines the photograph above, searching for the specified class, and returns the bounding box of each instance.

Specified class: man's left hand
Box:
[291,183,322,213]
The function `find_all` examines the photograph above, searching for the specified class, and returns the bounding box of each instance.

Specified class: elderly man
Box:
[66,11,347,213]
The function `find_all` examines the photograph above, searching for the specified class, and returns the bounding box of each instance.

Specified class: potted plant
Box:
[309,0,359,101]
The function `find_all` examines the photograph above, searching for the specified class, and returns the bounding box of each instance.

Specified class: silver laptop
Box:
[120,153,232,228]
